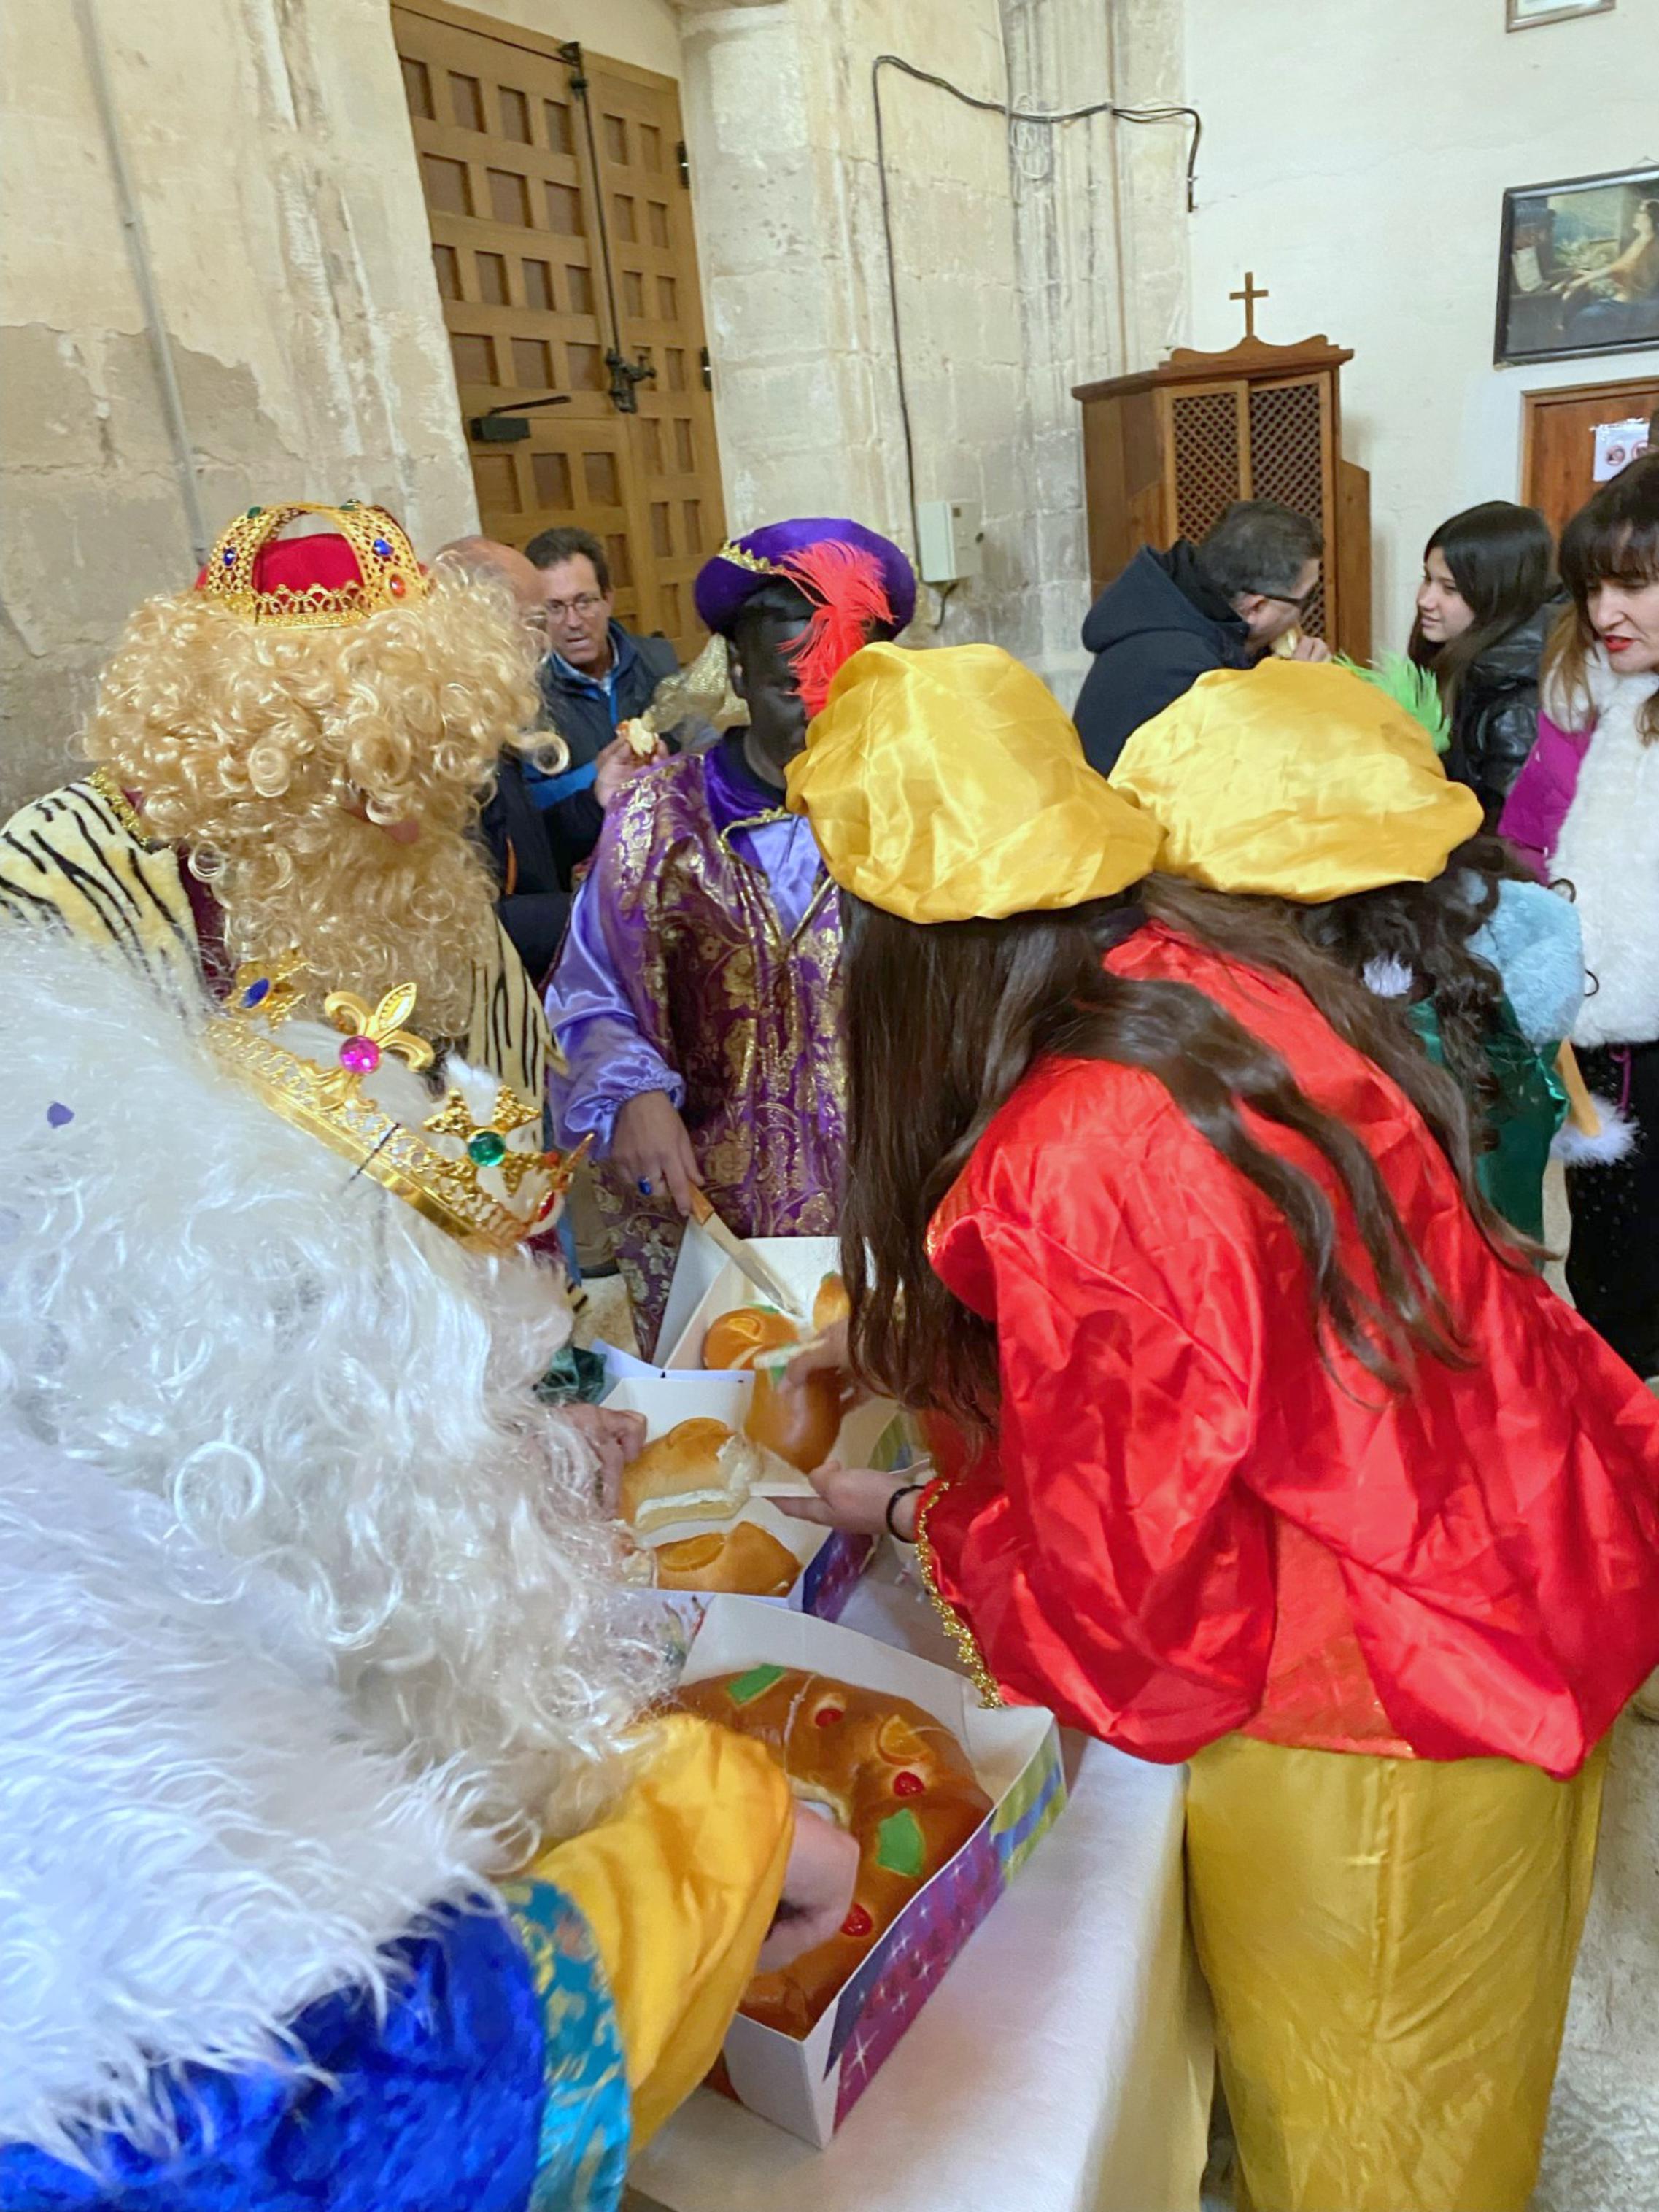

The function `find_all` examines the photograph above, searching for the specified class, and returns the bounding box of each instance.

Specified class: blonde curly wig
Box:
[85,571,541,1038]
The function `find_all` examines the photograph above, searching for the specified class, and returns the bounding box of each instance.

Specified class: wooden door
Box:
[392,0,726,657]
[1523,376,1659,541]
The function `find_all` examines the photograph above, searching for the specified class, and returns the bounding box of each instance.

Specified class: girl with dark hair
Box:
[1503,452,1659,1377]
[779,643,1659,2212]
[1409,500,1558,819]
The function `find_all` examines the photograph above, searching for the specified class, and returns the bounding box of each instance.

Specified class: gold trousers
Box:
[1185,1734,1606,2212]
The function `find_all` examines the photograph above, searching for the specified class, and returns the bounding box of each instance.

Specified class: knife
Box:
[687,1189,808,1321]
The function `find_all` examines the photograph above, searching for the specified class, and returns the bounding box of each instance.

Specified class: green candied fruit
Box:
[727,1663,788,1706]
[875,1806,926,1878]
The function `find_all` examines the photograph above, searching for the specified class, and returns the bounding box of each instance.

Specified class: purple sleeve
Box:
[544,874,684,1153]
[1499,712,1593,880]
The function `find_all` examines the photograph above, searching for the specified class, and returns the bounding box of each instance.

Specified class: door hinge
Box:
[700,346,712,392]
[677,139,690,190]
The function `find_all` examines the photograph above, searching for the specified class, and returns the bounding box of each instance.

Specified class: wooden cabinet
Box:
[1074,335,1372,660]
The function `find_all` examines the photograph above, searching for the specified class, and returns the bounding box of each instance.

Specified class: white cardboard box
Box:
[610,1233,927,1620]
[604,1373,869,1621]
[681,1598,1065,2147]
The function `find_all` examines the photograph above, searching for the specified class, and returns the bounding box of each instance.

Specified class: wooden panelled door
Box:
[1523,376,1658,542]
[392,0,725,657]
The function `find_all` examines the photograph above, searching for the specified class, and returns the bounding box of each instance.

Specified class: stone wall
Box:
[0,0,482,815]
[679,0,1192,697]
[0,0,1193,813]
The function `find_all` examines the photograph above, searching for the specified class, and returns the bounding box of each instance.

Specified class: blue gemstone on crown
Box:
[241,977,271,1008]
[372,536,392,558]
[222,548,236,566]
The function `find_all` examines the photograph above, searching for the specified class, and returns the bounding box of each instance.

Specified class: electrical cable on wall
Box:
[871,51,1202,568]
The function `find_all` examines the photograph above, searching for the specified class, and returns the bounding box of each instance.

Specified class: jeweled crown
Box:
[198,502,428,629]
[206,959,581,1253]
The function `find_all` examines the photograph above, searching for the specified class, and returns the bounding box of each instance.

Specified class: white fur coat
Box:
[1549,658,1659,1049]
[0,1423,495,2169]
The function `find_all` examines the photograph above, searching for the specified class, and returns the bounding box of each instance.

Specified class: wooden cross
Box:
[1230,271,1269,341]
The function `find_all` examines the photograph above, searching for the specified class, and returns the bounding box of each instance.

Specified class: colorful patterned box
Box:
[681,1598,1065,2147]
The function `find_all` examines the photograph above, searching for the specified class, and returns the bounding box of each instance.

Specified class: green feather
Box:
[1334,651,1451,754]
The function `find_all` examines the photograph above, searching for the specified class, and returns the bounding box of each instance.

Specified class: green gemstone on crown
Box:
[875,1806,926,1878]
[467,1129,508,1167]
[727,1663,787,1706]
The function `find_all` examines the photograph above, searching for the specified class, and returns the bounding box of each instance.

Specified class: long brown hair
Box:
[1406,501,1555,717]
[1544,451,1659,743]
[840,881,1525,1436]
[1278,832,1534,1137]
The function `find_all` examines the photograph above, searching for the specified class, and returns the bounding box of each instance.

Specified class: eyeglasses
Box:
[544,592,606,623]
[1253,581,1320,613]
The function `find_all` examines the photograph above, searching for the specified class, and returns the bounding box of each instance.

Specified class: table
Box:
[628,1560,1213,2212]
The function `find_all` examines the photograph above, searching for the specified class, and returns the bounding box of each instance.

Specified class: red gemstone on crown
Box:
[841,1904,873,1940]
[387,573,407,597]
[892,1771,924,1797]
[339,1035,381,1074]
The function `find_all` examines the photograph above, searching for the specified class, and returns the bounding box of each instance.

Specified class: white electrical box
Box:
[915,497,983,584]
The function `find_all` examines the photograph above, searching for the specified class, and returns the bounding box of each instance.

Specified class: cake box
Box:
[680,1598,1065,2148]
[606,1231,927,1623]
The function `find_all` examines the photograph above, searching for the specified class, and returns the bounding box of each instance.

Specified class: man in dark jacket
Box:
[1073,500,1327,776]
[525,526,679,876]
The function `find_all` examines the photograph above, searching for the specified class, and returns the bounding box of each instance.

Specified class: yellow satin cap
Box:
[786,641,1164,922]
[1110,661,1482,903]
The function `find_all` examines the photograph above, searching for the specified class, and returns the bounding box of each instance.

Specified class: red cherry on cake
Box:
[892,1770,924,1797]
[814,1705,845,1727]
[841,1903,874,1940]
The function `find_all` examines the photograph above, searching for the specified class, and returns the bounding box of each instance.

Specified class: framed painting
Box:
[1496,163,1659,366]
[1506,0,1614,26]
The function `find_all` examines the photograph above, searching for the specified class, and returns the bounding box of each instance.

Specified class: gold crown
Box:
[206,959,583,1253]
[198,502,429,630]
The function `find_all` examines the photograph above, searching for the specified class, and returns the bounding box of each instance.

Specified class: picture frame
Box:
[1506,0,1614,28]
[1495,163,1659,366]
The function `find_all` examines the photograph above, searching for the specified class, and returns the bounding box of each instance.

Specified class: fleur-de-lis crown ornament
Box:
[211,960,583,1250]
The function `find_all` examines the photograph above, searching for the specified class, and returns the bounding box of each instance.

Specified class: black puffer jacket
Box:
[1443,600,1560,824]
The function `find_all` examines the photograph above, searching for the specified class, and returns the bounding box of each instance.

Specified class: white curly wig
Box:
[0,927,666,1848]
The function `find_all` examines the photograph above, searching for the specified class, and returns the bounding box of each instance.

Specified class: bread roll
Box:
[746,1362,840,1474]
[676,1668,992,2037]
[619,1417,748,1535]
[703,1306,801,1371]
[652,1522,800,1596]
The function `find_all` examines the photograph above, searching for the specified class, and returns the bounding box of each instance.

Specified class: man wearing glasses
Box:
[524,524,683,859]
[1074,498,1329,778]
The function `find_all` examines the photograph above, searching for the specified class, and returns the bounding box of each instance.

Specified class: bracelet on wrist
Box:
[885,1480,927,1544]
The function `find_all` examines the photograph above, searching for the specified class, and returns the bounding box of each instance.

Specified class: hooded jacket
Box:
[1072,543,1253,777]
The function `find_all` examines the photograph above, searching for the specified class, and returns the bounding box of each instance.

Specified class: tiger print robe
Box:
[0,770,549,1099]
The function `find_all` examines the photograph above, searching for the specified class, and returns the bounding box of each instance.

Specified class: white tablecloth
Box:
[628,1561,1213,2212]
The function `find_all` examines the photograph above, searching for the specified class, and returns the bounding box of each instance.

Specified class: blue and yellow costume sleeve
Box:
[0,1717,792,2212]
[513,1712,794,2157]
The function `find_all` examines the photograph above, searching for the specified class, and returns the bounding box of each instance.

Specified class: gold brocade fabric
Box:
[1185,1733,1606,2212]
[786,642,1164,923]
[1110,661,1483,902]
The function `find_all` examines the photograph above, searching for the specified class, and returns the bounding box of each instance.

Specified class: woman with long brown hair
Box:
[780,642,1659,2212]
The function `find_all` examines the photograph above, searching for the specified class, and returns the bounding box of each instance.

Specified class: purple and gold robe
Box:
[546,735,843,1348]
